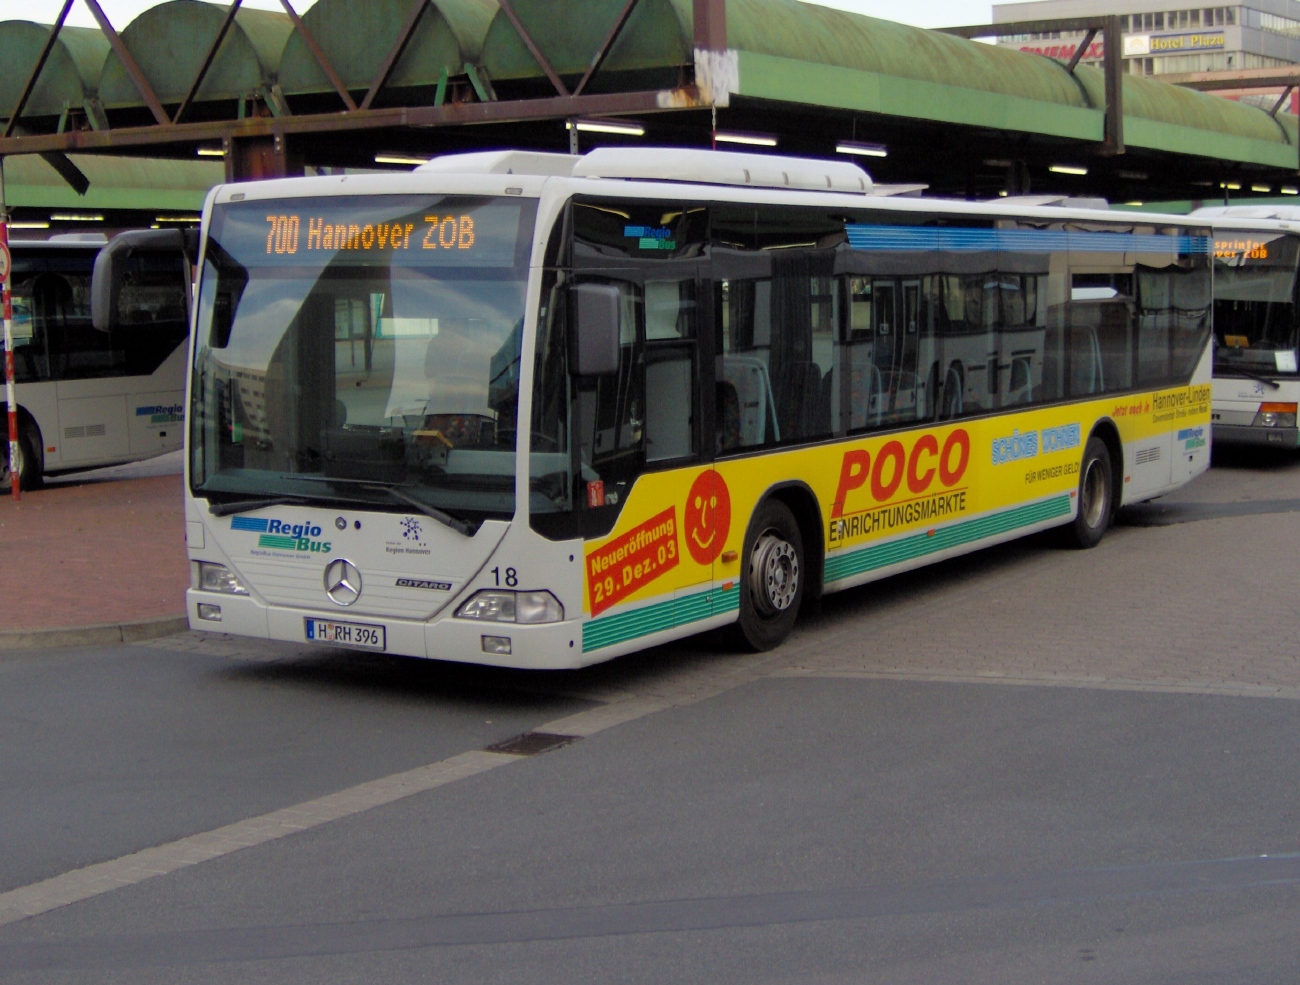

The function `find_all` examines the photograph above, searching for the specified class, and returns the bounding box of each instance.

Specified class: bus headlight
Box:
[197,562,249,595]
[456,590,564,623]
[1252,402,1297,428]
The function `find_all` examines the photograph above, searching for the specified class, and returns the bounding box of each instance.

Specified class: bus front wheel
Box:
[735,499,804,651]
[1067,437,1113,549]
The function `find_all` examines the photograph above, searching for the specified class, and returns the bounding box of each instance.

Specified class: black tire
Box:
[0,426,41,492]
[734,499,804,652]
[1067,436,1113,549]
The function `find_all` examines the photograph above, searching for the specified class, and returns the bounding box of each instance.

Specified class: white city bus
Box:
[1192,205,1300,449]
[2,233,190,489]
[161,148,1213,668]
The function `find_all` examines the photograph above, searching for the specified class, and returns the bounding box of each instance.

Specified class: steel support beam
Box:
[3,0,74,139]
[174,0,242,125]
[278,0,357,112]
[0,88,704,156]
[1158,66,1300,91]
[81,0,170,126]
[574,0,640,98]
[496,0,569,97]
[1102,16,1124,155]
[361,0,432,111]
[1270,86,1294,118]
[224,132,302,181]
[693,0,727,50]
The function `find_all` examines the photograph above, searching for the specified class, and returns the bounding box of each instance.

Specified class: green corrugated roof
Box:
[98,0,291,107]
[1,154,222,210]
[3,0,1297,172]
[477,0,1299,168]
[280,0,496,94]
[0,21,109,117]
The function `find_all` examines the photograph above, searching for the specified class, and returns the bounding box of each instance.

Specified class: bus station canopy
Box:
[0,0,1297,204]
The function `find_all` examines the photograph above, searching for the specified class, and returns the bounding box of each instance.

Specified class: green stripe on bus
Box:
[258,534,300,550]
[823,495,1071,584]
[583,585,740,653]
[583,498,1068,654]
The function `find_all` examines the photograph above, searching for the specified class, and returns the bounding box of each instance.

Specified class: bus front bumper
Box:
[1212,424,1300,449]
[186,591,590,669]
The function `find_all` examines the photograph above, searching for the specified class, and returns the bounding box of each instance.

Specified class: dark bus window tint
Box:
[1139,265,1211,383]
[37,271,124,380]
[112,250,190,377]
[715,205,840,452]
[7,277,48,383]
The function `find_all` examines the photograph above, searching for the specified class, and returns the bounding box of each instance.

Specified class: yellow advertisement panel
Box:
[581,383,1210,655]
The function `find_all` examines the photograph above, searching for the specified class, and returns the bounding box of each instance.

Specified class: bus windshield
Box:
[1213,232,1300,375]
[190,194,537,521]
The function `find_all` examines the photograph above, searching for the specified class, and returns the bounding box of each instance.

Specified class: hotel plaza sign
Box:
[1124,32,1227,56]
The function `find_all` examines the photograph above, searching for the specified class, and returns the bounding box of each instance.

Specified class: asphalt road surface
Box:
[2,445,1299,984]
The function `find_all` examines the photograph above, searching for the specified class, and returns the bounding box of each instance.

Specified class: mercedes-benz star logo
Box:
[324,558,362,606]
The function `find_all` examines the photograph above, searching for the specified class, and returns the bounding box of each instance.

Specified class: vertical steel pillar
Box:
[693,0,726,50]
[224,133,304,182]
[1102,15,1125,155]
[1,160,17,500]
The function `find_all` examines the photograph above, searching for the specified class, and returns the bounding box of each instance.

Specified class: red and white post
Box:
[1,215,18,500]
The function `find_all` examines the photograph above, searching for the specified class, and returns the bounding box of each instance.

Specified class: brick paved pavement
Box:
[0,474,188,633]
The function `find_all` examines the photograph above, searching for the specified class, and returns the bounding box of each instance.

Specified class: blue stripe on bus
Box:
[230,517,270,532]
[845,225,1209,256]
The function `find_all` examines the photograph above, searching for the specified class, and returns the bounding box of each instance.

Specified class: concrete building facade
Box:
[995,2,1300,77]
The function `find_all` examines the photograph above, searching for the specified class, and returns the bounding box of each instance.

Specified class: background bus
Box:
[156,148,1212,669]
[2,232,191,489]
[1192,205,1300,450]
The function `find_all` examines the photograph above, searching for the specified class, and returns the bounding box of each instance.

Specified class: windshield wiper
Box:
[1222,368,1282,390]
[364,483,478,537]
[208,495,312,517]
[291,475,477,537]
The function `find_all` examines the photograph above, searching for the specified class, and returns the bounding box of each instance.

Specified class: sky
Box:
[27,0,995,32]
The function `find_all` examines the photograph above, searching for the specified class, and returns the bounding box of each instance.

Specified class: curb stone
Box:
[0,615,190,655]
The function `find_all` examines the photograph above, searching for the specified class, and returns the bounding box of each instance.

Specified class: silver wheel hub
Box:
[1081,459,1107,528]
[749,532,799,616]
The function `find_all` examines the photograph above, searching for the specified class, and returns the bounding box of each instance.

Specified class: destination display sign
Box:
[209,195,533,269]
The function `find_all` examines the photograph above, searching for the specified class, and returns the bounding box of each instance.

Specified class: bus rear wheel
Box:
[735,499,804,652]
[1067,436,1113,549]
[0,421,42,492]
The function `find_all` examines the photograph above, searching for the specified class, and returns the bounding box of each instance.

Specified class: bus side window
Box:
[718,276,780,448]
[573,278,645,504]
[112,252,190,377]
[844,277,878,431]
[34,272,123,380]
[7,276,49,383]
[643,277,697,464]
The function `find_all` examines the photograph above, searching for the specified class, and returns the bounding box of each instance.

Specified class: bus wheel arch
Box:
[733,483,822,652]
[1066,420,1121,549]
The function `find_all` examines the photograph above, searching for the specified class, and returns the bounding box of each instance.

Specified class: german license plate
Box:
[304,618,386,650]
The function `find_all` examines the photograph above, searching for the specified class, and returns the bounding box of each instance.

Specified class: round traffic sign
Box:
[0,241,10,282]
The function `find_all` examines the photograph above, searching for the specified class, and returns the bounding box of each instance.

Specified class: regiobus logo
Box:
[831,429,971,521]
[230,516,332,553]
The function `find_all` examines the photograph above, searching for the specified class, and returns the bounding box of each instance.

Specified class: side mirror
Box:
[92,228,192,332]
[572,283,621,375]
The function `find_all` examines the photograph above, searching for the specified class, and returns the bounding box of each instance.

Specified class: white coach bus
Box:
[126,148,1212,668]
[1192,205,1300,449]
[2,232,190,489]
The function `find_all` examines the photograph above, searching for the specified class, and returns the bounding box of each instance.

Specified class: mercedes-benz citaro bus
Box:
[2,231,190,490]
[149,148,1213,668]
[1191,205,1300,449]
